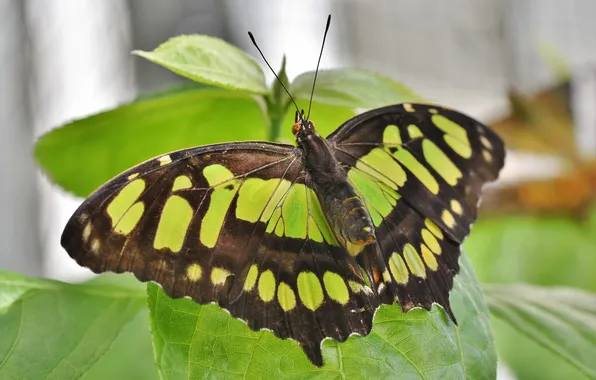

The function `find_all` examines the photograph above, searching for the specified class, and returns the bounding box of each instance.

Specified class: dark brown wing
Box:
[61,141,378,366]
[327,103,505,319]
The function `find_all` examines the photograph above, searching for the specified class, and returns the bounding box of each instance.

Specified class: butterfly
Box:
[60,16,505,367]
[61,101,505,366]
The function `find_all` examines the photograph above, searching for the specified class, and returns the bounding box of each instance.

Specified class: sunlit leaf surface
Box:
[134,35,267,94]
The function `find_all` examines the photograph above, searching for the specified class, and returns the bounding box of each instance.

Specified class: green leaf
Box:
[136,82,213,101]
[134,35,268,94]
[266,56,291,141]
[268,55,290,110]
[484,284,596,379]
[290,69,422,109]
[147,254,495,379]
[464,217,596,289]
[81,307,158,380]
[465,215,596,380]
[277,100,357,143]
[274,67,422,142]
[0,270,52,312]
[35,88,268,197]
[0,270,158,379]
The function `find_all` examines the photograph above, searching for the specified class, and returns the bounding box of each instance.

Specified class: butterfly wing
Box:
[327,103,505,319]
[61,141,377,366]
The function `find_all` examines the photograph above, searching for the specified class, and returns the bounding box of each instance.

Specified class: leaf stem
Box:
[266,56,290,142]
[268,111,284,142]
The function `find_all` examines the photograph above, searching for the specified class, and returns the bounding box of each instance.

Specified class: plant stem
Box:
[268,112,284,142]
[267,56,290,142]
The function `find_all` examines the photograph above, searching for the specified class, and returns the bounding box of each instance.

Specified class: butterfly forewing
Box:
[330,103,504,241]
[328,103,504,318]
[61,141,378,366]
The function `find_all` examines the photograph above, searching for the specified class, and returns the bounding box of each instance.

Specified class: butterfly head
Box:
[292,109,317,141]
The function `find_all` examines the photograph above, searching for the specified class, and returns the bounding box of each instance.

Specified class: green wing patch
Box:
[61,142,377,367]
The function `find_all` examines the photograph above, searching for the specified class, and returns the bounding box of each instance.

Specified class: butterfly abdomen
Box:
[317,180,375,249]
[300,124,375,251]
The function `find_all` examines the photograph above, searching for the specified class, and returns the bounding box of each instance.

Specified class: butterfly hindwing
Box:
[328,103,504,318]
[369,199,461,319]
[61,141,378,366]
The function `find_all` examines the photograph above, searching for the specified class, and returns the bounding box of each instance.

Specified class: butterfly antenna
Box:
[248,31,300,115]
[306,14,331,120]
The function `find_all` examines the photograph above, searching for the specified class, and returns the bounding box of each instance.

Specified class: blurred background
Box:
[1,1,595,379]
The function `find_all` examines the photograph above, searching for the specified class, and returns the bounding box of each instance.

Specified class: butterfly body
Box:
[295,114,376,247]
[62,103,505,366]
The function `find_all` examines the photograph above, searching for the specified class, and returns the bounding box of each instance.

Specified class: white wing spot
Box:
[82,222,92,242]
[90,239,100,254]
[158,155,172,166]
[482,150,493,162]
[480,136,492,149]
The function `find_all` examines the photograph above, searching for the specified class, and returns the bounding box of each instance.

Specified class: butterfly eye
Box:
[292,122,301,135]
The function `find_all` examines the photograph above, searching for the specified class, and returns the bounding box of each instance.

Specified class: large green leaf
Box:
[147,254,495,379]
[465,213,596,380]
[290,69,422,109]
[484,284,596,379]
[134,35,267,94]
[35,88,268,197]
[0,270,157,380]
[81,307,157,380]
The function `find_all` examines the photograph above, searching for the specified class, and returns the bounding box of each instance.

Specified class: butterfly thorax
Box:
[294,117,376,250]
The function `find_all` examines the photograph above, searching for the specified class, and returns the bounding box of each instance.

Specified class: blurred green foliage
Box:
[466,213,596,380]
